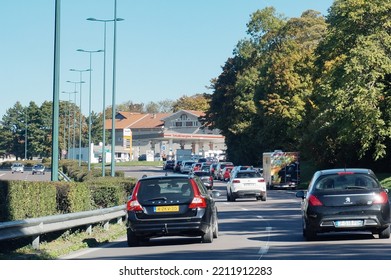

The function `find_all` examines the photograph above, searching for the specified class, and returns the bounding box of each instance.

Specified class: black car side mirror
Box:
[295,190,306,199]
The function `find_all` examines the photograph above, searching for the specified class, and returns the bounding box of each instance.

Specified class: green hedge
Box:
[0,176,137,222]
[0,180,57,221]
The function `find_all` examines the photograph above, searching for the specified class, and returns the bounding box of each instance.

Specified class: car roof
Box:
[315,168,374,176]
[139,174,190,181]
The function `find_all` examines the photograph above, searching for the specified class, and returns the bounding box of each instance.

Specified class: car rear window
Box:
[235,171,261,178]
[137,178,194,202]
[314,174,380,191]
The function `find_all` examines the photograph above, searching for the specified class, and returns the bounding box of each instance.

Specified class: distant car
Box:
[214,162,234,180]
[138,154,147,161]
[180,160,195,173]
[173,160,182,173]
[126,174,218,246]
[190,162,202,173]
[222,167,234,181]
[226,169,266,202]
[11,163,24,174]
[32,164,45,175]
[193,170,214,190]
[296,168,390,241]
[163,160,175,170]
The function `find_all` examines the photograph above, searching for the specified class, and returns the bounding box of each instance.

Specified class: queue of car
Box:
[148,158,390,245]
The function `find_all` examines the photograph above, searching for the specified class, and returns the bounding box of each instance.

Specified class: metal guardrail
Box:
[0,205,127,249]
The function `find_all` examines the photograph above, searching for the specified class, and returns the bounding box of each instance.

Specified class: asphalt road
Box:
[3,165,391,260]
[61,170,391,260]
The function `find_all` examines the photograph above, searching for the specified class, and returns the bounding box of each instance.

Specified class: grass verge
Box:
[0,222,126,260]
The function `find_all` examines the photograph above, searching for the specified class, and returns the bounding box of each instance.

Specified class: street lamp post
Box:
[112,0,119,177]
[86,17,124,176]
[66,80,81,160]
[69,69,89,166]
[77,49,103,171]
[61,91,75,159]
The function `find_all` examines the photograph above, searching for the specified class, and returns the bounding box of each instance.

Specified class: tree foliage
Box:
[172,93,211,112]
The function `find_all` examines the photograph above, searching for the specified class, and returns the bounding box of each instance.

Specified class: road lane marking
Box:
[256,215,272,259]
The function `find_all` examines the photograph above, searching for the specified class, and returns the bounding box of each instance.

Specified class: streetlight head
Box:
[116,18,124,22]
[77,49,84,52]
[87,17,97,21]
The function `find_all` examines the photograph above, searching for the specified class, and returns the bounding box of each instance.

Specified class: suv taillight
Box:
[188,180,207,209]
[126,182,143,211]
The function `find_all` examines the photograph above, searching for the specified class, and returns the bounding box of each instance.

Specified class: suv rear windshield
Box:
[137,178,194,203]
[314,174,380,191]
[235,171,262,178]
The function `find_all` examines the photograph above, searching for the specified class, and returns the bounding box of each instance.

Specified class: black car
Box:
[163,160,175,170]
[296,168,390,241]
[193,170,213,190]
[126,174,218,246]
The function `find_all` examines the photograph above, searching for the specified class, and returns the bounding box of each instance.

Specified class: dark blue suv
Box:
[126,174,218,246]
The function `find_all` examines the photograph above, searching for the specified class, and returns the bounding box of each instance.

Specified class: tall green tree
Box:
[305,0,391,166]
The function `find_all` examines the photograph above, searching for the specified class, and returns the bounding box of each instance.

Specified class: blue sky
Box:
[0,0,334,118]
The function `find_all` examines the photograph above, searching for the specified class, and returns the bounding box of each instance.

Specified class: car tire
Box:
[226,191,231,202]
[378,226,390,239]
[303,227,317,241]
[303,220,317,241]
[212,215,219,239]
[228,191,235,202]
[127,229,140,247]
[261,196,267,201]
[201,225,213,243]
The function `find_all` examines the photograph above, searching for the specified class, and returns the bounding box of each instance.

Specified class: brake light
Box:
[126,182,143,211]
[374,191,389,204]
[337,172,354,175]
[308,194,323,206]
[189,180,207,209]
[258,178,265,183]
[233,179,241,183]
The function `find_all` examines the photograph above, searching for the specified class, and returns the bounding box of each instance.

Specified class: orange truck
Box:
[262,150,300,190]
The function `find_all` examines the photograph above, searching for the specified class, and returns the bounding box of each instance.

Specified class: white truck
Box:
[262,150,300,190]
[175,149,193,162]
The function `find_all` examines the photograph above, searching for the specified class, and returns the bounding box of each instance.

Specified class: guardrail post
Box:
[103,221,109,230]
[32,235,40,249]
[116,217,122,224]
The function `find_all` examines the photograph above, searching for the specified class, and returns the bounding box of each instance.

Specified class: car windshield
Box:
[137,178,194,202]
[314,174,379,191]
[235,171,261,178]
[194,171,210,177]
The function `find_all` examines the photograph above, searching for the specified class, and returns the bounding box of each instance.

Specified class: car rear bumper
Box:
[306,212,390,233]
[127,211,210,237]
[233,190,266,199]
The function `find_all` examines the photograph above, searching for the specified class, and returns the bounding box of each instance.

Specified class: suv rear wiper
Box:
[147,196,168,201]
[344,186,368,190]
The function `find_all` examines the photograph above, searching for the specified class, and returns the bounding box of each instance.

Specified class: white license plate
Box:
[335,220,363,227]
[244,183,256,187]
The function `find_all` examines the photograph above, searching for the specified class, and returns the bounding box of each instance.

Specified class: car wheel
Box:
[212,214,219,239]
[226,191,231,202]
[201,225,213,243]
[228,190,235,202]
[127,229,140,247]
[378,226,390,239]
[303,224,317,241]
[261,195,267,201]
